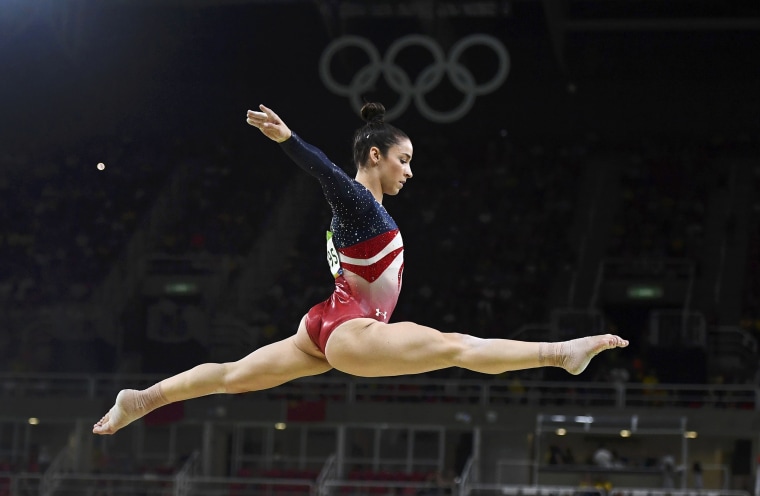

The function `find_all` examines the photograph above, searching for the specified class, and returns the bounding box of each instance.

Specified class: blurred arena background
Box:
[1,0,760,495]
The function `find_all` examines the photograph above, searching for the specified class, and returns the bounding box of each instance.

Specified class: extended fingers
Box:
[247,110,267,120]
[246,109,267,127]
[246,105,290,142]
[258,104,282,123]
[246,105,281,129]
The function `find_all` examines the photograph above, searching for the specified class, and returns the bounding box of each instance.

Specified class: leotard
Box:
[280,134,404,353]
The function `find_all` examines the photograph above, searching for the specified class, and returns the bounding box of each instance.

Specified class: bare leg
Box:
[94,321,331,435]
[324,318,628,377]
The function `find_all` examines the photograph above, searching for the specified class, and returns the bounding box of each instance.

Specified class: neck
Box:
[356,171,383,204]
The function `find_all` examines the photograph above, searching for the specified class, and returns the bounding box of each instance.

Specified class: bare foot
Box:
[93,384,168,435]
[554,334,629,375]
[93,389,144,435]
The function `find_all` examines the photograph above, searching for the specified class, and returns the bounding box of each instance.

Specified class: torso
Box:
[279,134,404,352]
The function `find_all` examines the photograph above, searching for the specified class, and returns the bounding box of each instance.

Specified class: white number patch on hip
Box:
[326,231,342,278]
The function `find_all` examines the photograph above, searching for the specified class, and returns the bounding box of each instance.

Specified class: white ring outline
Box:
[319,34,510,123]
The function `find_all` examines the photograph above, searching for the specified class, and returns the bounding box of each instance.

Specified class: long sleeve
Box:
[278,132,395,250]
[279,133,367,214]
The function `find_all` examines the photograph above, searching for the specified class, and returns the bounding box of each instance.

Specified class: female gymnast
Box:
[93,102,628,435]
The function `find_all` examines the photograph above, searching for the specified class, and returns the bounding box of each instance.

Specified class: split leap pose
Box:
[93,102,628,435]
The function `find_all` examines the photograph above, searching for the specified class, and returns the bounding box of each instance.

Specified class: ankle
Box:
[136,384,168,411]
[539,342,565,368]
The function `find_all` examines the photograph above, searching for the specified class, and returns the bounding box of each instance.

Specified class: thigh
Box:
[324,318,466,377]
[225,321,332,392]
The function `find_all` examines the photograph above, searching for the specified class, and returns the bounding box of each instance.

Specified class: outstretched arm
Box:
[245,104,368,213]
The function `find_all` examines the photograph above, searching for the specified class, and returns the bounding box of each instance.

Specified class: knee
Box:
[220,361,257,394]
[439,332,479,363]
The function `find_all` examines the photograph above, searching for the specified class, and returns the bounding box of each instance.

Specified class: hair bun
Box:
[360,102,386,124]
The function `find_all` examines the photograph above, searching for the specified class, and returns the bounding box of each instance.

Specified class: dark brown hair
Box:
[352,102,409,169]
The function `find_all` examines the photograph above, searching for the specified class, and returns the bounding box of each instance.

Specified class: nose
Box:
[404,167,413,179]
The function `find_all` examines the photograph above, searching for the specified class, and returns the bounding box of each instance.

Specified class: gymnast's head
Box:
[352,102,413,173]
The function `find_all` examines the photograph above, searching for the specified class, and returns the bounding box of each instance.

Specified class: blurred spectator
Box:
[660,455,677,489]
[592,445,614,468]
[692,461,703,490]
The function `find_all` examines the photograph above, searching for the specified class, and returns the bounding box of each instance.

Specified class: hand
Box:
[246,104,292,143]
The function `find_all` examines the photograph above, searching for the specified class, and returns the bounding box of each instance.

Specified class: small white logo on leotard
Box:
[375,308,387,319]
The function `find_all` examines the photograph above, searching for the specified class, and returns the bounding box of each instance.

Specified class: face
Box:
[375,138,413,196]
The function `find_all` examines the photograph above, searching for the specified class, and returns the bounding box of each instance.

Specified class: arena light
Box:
[555,428,567,436]
[627,285,663,300]
[28,417,39,425]
[164,282,199,295]
[274,422,287,430]
[574,415,593,424]
[620,430,631,438]
[684,431,698,439]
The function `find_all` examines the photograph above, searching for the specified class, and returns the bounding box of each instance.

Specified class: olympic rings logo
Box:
[320,34,510,123]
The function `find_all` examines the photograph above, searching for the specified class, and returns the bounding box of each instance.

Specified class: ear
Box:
[369,146,381,165]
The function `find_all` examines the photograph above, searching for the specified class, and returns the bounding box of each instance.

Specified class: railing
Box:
[496,458,732,492]
[1,373,757,410]
[0,471,752,496]
[321,477,437,495]
[464,485,750,496]
[0,471,41,496]
[459,456,477,495]
[191,475,317,496]
[174,451,201,496]
[315,454,336,496]
[465,484,606,496]
[43,473,176,496]
[607,489,749,496]
[39,445,76,496]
